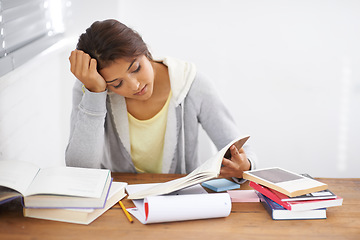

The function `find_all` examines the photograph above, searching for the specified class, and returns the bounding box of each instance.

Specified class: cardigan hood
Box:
[160,57,197,106]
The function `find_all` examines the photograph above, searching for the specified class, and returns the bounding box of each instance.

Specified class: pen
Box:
[119,200,133,223]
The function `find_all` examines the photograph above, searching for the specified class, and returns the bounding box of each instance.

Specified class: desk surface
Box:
[0,173,359,240]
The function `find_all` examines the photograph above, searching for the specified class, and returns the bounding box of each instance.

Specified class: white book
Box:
[0,160,111,208]
[243,167,328,197]
[24,182,127,225]
[127,135,250,200]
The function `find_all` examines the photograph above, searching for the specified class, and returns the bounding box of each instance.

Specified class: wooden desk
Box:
[0,173,359,240]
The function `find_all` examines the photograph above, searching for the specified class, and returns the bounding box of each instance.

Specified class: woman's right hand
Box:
[69,50,107,93]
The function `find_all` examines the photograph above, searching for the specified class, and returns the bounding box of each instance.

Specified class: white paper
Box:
[127,136,250,199]
[126,184,231,224]
[25,167,110,198]
[0,160,40,195]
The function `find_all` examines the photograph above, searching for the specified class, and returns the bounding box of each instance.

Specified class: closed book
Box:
[243,167,328,197]
[250,181,343,211]
[257,193,327,220]
[24,182,127,225]
[279,174,337,202]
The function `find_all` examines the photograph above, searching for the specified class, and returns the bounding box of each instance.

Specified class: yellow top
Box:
[128,91,172,173]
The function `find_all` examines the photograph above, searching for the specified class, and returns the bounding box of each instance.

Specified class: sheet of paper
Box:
[128,192,231,224]
[126,184,208,222]
[127,183,207,213]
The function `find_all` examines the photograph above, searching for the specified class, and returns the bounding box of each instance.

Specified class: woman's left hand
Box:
[220,145,251,178]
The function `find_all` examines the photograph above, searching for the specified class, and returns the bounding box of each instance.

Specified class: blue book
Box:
[257,193,327,220]
[201,178,240,192]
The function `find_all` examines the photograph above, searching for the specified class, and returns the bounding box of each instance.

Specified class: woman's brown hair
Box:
[77,19,152,70]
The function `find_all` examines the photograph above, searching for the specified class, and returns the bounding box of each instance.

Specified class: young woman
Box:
[66,19,256,181]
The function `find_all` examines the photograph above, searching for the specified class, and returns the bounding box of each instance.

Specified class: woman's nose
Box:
[128,78,140,91]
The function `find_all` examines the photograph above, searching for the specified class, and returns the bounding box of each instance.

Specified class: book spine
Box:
[249,181,292,210]
[256,192,275,220]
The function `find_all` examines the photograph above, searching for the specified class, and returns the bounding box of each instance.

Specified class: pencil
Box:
[119,200,133,223]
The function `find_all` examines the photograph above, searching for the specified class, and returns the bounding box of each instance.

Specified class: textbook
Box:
[279,173,337,202]
[126,183,231,224]
[24,182,127,225]
[257,193,327,220]
[250,181,343,211]
[0,160,111,208]
[128,135,250,199]
[243,167,328,197]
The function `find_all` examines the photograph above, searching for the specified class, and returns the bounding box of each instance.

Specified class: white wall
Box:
[1,0,359,177]
[0,0,120,168]
[0,39,74,167]
[115,0,360,178]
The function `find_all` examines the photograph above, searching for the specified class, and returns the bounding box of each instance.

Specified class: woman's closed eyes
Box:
[112,64,141,89]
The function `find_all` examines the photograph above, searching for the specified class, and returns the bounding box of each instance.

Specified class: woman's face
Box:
[99,55,154,100]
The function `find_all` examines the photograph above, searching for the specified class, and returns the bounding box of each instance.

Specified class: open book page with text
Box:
[25,167,111,198]
[0,160,40,195]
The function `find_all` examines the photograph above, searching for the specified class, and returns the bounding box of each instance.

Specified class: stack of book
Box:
[0,160,127,224]
[243,167,343,220]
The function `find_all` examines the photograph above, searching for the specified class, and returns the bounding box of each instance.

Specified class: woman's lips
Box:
[134,85,147,96]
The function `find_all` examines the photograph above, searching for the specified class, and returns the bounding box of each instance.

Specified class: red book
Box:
[249,181,343,211]
[249,181,292,210]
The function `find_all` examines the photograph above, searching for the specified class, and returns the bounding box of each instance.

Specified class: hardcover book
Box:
[279,174,337,202]
[250,181,343,211]
[243,167,328,197]
[24,182,127,225]
[0,160,111,208]
[257,193,327,220]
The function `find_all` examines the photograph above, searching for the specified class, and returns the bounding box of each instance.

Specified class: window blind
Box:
[0,0,64,77]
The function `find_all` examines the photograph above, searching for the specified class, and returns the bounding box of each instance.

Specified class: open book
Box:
[24,182,127,225]
[0,160,111,208]
[128,135,250,199]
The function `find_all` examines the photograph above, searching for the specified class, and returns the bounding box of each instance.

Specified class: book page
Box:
[189,136,249,176]
[0,160,40,195]
[127,136,250,199]
[126,183,207,198]
[25,167,110,198]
